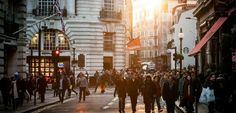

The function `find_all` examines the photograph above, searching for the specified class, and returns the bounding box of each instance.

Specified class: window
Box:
[58,33,70,50]
[104,0,115,17]
[44,30,56,50]
[30,34,39,49]
[38,0,56,16]
[103,32,114,51]
[30,29,69,50]
[103,56,113,70]
[28,57,54,81]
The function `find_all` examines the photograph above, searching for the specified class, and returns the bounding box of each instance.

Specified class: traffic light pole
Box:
[179,37,183,76]
[73,48,75,76]
[174,47,177,75]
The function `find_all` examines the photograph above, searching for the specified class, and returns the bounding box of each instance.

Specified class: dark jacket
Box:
[183,80,195,103]
[114,78,127,98]
[162,80,178,102]
[142,79,155,103]
[153,77,162,97]
[127,78,140,97]
[37,77,47,94]
[0,77,11,93]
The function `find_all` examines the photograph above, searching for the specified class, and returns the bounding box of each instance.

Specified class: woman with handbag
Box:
[204,72,216,113]
[77,72,89,102]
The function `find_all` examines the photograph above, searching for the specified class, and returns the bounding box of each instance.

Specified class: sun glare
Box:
[133,0,162,25]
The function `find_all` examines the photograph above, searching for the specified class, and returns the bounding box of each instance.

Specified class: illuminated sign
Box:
[58,62,64,68]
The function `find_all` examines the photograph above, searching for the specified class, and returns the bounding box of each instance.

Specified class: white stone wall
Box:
[170,9,196,69]
[26,0,126,76]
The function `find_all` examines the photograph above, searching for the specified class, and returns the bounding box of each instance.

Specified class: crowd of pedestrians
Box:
[0,72,37,110]
[109,65,233,113]
[0,65,235,113]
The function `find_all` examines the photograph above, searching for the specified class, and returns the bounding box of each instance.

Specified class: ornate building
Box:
[25,0,126,78]
[0,0,27,78]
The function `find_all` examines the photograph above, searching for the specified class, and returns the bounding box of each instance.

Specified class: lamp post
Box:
[185,16,199,113]
[73,47,76,77]
[179,28,184,76]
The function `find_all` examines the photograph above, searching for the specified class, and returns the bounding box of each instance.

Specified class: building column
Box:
[206,41,212,65]
[17,0,27,78]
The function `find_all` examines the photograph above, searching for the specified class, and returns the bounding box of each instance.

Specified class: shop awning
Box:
[188,17,228,56]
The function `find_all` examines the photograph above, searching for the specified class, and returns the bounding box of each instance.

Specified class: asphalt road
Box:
[36,88,182,113]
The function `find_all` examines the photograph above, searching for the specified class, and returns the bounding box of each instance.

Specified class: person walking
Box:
[152,75,163,113]
[37,75,47,103]
[0,74,12,110]
[182,73,195,113]
[58,74,69,103]
[94,70,100,93]
[162,73,178,113]
[114,73,127,113]
[142,75,155,113]
[127,70,140,113]
[17,75,27,106]
[204,72,217,113]
[69,74,78,95]
[77,72,89,102]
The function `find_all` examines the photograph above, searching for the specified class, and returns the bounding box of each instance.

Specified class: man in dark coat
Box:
[142,75,155,113]
[114,73,127,113]
[152,75,163,112]
[162,74,178,113]
[127,71,140,113]
[37,75,47,103]
[0,74,12,110]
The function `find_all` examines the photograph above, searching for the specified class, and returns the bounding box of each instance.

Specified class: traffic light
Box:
[78,54,85,67]
[173,53,177,61]
[52,49,60,57]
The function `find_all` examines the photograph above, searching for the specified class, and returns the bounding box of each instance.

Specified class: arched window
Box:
[30,29,70,50]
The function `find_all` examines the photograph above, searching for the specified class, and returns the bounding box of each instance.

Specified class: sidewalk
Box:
[0,89,78,113]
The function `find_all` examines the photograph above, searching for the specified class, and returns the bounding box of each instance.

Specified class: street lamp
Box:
[186,16,199,113]
[72,47,76,77]
[178,28,184,76]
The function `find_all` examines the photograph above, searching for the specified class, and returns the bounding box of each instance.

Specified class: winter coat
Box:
[142,79,155,103]
[153,77,162,97]
[127,78,140,97]
[37,77,47,94]
[114,78,127,98]
[183,80,195,103]
[78,76,88,88]
[162,80,178,102]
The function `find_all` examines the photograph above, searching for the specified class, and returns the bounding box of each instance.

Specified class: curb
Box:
[21,97,72,113]
[21,100,60,113]
[175,102,185,113]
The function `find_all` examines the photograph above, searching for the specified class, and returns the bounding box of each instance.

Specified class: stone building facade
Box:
[0,0,27,78]
[25,0,126,78]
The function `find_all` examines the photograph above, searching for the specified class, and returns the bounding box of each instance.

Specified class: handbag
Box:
[206,88,215,102]
[199,87,208,104]
[85,88,90,96]
[179,97,186,107]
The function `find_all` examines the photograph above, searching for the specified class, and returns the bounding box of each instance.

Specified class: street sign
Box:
[58,62,64,68]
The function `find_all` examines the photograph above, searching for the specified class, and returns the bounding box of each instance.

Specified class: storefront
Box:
[27,56,70,81]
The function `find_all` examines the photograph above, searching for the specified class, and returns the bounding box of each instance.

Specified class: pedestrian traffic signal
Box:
[52,49,60,57]
[173,53,177,61]
[78,54,85,67]
[173,53,184,61]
